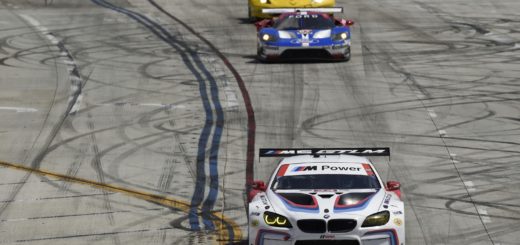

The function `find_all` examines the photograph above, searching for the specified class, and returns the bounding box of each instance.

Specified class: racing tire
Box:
[343,47,351,62]
[256,47,268,62]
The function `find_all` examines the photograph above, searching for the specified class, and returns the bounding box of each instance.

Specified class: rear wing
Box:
[259,148,390,157]
[262,7,343,14]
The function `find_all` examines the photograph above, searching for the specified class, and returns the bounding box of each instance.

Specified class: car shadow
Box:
[242,54,346,64]
[236,17,254,25]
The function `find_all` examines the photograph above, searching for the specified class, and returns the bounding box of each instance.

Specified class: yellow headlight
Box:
[260,0,268,3]
[362,211,390,227]
[263,211,292,228]
[262,34,271,41]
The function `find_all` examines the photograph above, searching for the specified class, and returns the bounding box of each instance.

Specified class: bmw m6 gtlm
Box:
[248,148,405,245]
[255,8,354,61]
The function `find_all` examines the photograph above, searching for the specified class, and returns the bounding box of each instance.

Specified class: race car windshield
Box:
[274,14,335,30]
[272,174,381,190]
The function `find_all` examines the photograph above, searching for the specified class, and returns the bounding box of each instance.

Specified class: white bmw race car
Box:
[248,148,404,245]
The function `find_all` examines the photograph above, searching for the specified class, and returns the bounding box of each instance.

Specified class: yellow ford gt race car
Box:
[248,0,336,21]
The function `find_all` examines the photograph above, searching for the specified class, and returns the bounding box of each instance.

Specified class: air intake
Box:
[297,219,326,233]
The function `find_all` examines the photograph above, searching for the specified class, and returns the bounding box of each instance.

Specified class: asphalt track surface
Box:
[0,0,519,244]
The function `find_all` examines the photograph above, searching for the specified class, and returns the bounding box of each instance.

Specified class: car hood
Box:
[266,188,388,219]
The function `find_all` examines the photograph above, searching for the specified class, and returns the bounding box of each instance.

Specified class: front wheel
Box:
[343,46,351,61]
[256,45,271,62]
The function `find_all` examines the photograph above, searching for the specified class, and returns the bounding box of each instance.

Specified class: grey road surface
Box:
[0,0,519,244]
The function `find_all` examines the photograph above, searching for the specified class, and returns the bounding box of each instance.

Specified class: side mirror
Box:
[386,181,401,199]
[248,180,267,202]
[335,19,355,27]
[253,180,267,192]
[255,19,273,31]
[386,181,401,191]
[255,21,263,31]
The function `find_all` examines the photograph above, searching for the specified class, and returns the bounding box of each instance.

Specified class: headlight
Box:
[263,211,292,228]
[313,30,331,39]
[260,0,269,3]
[261,33,277,42]
[332,32,348,41]
[278,31,295,39]
[313,0,324,3]
[362,211,390,227]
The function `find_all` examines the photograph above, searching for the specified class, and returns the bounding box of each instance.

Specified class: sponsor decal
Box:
[288,14,319,19]
[322,165,361,171]
[393,218,403,226]
[384,194,391,204]
[251,219,259,227]
[259,148,390,157]
[383,194,391,209]
[251,212,261,216]
[291,165,361,172]
[393,211,403,215]
[292,165,317,172]
[263,149,312,155]
[316,149,386,154]
[260,195,269,206]
[320,234,335,239]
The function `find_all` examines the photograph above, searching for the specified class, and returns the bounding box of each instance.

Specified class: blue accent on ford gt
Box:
[257,12,352,60]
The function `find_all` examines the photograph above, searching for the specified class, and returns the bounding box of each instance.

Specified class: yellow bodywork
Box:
[248,0,336,20]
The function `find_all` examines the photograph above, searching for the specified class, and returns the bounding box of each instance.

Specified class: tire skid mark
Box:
[0,160,242,243]
[90,0,227,234]
[0,193,115,204]
[15,227,175,243]
[0,14,76,217]
[0,208,163,223]
[146,1,256,241]
[359,2,520,243]
[86,111,119,243]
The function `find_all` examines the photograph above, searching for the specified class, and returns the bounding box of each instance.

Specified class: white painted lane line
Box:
[69,95,83,114]
[63,60,76,66]
[464,181,476,192]
[427,109,437,118]
[438,130,447,136]
[19,14,40,27]
[19,14,60,45]
[0,107,38,113]
[224,87,238,109]
[477,208,492,223]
